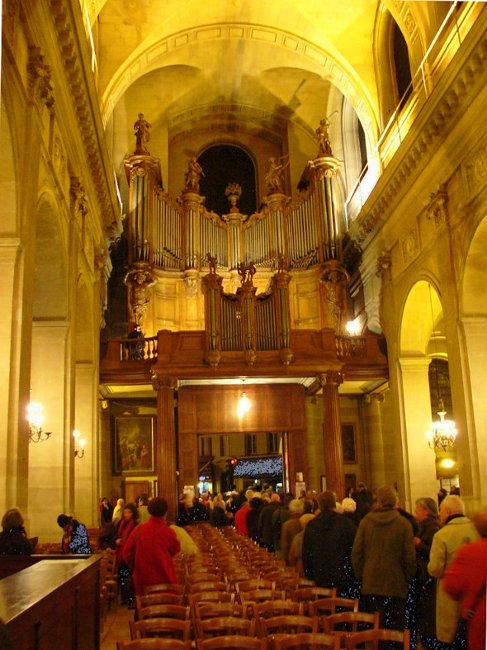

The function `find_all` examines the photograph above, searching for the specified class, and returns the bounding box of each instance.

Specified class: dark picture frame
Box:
[113,415,155,474]
[341,423,357,464]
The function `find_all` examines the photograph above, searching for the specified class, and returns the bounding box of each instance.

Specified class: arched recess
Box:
[73,278,97,525]
[28,194,70,540]
[398,280,442,506]
[373,6,419,130]
[459,215,487,504]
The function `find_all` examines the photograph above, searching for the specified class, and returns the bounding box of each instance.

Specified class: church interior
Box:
[1,0,486,547]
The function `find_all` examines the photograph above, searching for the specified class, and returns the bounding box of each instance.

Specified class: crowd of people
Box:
[174,483,485,649]
[0,482,484,649]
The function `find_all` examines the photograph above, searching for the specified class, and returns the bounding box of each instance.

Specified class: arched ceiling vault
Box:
[97,0,383,148]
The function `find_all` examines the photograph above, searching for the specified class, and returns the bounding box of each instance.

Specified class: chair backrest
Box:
[136,603,190,621]
[193,602,244,620]
[235,578,276,593]
[345,628,411,650]
[323,611,380,636]
[308,597,359,618]
[199,636,265,650]
[272,632,340,650]
[137,593,186,609]
[196,616,255,640]
[189,591,236,609]
[188,581,228,594]
[144,584,185,596]
[292,587,337,602]
[129,618,191,641]
[238,588,286,604]
[258,614,318,637]
[253,599,303,621]
[117,639,190,650]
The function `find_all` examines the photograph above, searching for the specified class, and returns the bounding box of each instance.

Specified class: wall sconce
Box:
[27,402,52,443]
[73,429,87,459]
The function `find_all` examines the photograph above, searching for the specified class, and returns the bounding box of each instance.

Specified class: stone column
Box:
[398,356,438,506]
[152,373,178,521]
[320,371,345,499]
[361,393,387,488]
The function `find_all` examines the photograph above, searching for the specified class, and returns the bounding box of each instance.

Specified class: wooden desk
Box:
[0,556,100,649]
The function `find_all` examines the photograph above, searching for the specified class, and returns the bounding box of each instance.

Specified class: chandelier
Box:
[425,284,457,453]
[426,398,457,452]
[27,402,52,443]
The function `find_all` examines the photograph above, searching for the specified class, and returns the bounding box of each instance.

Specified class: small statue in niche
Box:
[184,157,204,193]
[316,117,333,157]
[265,155,289,194]
[134,113,151,154]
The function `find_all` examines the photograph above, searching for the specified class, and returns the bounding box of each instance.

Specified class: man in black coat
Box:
[302,491,358,596]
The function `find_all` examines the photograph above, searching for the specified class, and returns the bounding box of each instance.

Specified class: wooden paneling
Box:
[178,383,305,435]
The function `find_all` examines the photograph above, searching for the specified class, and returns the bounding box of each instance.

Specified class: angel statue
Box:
[265,155,290,194]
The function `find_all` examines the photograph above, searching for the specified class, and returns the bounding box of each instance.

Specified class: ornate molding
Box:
[50,0,122,243]
[463,144,487,202]
[376,249,392,279]
[70,177,88,220]
[425,183,448,227]
[400,227,420,264]
[27,47,55,112]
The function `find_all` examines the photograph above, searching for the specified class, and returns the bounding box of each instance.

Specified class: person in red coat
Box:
[122,496,180,595]
[442,509,487,650]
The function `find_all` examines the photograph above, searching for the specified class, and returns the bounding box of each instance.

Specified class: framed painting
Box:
[341,423,357,464]
[113,415,155,474]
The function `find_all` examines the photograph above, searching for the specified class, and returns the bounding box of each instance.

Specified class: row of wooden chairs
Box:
[117,627,411,649]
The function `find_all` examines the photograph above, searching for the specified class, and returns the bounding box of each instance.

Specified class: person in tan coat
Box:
[427,495,480,644]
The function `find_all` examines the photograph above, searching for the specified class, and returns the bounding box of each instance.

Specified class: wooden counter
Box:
[0,556,100,649]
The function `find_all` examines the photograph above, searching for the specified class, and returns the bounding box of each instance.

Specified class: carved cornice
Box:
[49,0,122,243]
[351,18,487,245]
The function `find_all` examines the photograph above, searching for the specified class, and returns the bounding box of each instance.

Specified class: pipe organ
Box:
[124,154,342,275]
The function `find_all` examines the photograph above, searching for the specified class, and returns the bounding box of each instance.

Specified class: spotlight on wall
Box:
[73,429,87,459]
[237,390,251,418]
[345,319,361,336]
[27,402,52,443]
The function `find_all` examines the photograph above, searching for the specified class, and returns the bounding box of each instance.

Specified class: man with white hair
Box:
[428,494,479,645]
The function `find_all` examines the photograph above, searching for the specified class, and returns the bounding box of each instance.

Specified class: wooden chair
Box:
[199,636,266,650]
[117,640,191,650]
[195,617,255,650]
[257,614,318,638]
[271,632,340,650]
[136,603,190,621]
[308,597,359,618]
[291,587,337,614]
[322,611,380,643]
[129,618,191,641]
[345,628,411,650]
[136,593,186,610]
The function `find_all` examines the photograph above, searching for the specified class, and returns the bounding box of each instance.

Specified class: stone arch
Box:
[400,279,442,356]
[458,215,487,505]
[397,278,442,507]
[101,23,379,152]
